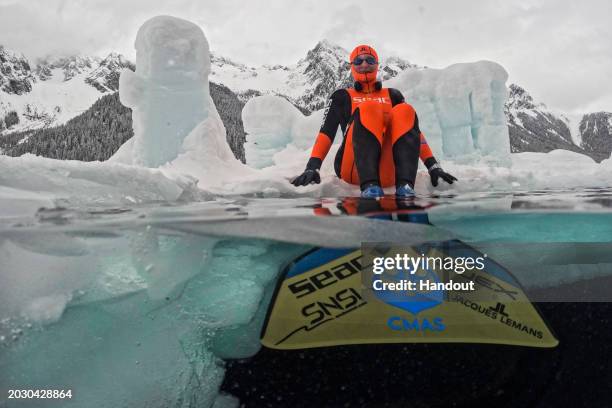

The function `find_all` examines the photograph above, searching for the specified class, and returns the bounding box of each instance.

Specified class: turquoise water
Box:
[1,188,612,407]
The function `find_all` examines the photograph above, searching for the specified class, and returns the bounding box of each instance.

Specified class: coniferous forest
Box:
[0,82,247,163]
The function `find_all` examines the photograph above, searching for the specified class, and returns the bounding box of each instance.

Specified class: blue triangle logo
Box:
[373,267,444,315]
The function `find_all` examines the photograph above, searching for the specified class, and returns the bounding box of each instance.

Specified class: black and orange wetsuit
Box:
[303,44,441,190]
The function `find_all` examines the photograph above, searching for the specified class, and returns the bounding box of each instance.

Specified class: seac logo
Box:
[352,96,390,104]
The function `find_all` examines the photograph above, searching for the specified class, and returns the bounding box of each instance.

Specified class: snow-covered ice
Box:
[0,153,204,210]
[242,95,325,168]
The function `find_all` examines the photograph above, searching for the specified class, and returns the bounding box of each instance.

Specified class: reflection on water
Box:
[2,187,612,233]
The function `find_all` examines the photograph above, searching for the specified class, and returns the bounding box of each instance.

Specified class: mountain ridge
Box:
[505,84,611,162]
[1,41,610,162]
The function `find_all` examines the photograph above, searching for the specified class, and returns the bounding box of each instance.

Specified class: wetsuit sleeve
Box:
[306,89,349,170]
[389,88,439,170]
[414,119,439,170]
[419,133,438,170]
[411,113,437,169]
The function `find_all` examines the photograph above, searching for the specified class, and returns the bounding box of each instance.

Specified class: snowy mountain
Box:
[506,84,612,162]
[0,50,132,134]
[35,55,99,82]
[209,40,420,112]
[0,40,417,139]
[1,41,611,163]
[84,52,135,92]
[506,84,582,153]
[579,112,612,162]
[0,46,35,95]
[1,49,115,133]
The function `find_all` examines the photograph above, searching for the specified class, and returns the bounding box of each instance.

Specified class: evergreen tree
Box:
[4,111,19,128]
[1,83,247,162]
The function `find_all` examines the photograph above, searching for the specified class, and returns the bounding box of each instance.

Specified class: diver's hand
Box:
[429,165,457,187]
[291,169,320,186]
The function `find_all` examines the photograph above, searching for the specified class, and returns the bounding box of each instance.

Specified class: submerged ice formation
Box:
[2,201,612,408]
[0,225,307,408]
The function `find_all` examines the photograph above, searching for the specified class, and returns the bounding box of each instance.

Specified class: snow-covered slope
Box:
[35,55,100,82]
[1,69,104,132]
[0,48,132,133]
[85,52,135,92]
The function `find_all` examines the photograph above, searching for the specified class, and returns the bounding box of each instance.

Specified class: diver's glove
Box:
[291,169,320,186]
[291,158,321,186]
[426,160,457,187]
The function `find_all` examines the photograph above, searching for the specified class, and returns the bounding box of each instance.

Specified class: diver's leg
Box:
[389,103,420,189]
[336,124,360,185]
[352,101,385,190]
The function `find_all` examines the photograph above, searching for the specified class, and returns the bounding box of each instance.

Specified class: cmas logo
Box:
[374,265,446,332]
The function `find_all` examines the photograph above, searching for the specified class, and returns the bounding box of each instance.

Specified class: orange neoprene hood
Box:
[350,44,379,85]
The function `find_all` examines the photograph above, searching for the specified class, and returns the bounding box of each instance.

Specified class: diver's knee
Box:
[390,102,414,117]
[389,103,417,142]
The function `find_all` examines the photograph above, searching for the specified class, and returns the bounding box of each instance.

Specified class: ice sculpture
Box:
[116,15,213,167]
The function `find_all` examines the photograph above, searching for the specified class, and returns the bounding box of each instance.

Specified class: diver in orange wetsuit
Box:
[291,44,457,198]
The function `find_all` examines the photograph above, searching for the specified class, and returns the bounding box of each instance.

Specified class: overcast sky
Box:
[1,0,611,114]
